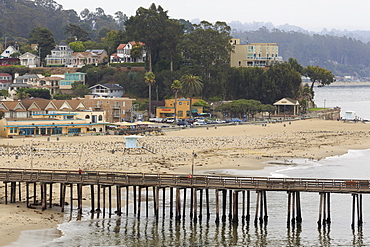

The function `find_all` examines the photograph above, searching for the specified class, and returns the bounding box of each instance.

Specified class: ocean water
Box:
[9,84,370,246]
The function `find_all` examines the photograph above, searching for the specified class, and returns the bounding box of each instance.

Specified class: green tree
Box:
[28,27,56,60]
[10,52,21,58]
[125,4,170,72]
[15,87,30,100]
[65,23,90,41]
[181,74,203,118]
[305,65,335,93]
[130,43,143,62]
[72,81,91,97]
[68,41,85,52]
[0,89,9,97]
[144,72,156,117]
[26,88,51,99]
[171,80,182,122]
[180,21,232,98]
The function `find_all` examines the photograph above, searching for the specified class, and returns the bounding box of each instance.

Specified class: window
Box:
[98,115,103,121]
[122,110,125,114]
[122,102,125,107]
[85,115,90,119]
[9,127,17,134]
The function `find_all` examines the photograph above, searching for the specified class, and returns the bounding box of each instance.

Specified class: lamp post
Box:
[191,151,197,178]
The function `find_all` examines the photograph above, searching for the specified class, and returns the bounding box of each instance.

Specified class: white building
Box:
[19,52,40,67]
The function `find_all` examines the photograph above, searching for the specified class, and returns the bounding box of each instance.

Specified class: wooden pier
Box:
[0,168,369,229]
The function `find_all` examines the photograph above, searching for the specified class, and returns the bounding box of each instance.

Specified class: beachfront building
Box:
[273,98,300,116]
[0,99,108,137]
[0,112,105,138]
[110,41,146,63]
[82,95,135,123]
[155,98,203,119]
[230,39,283,67]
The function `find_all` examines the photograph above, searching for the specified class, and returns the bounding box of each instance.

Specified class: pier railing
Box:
[0,168,369,194]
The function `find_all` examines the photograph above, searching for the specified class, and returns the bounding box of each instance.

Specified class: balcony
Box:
[93,105,102,109]
[112,105,120,109]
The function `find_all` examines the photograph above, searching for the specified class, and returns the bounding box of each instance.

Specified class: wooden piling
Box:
[126,186,129,216]
[247,190,250,223]
[182,188,187,218]
[96,185,101,212]
[61,184,66,212]
[90,185,95,213]
[103,186,106,217]
[193,188,198,223]
[206,189,210,221]
[138,186,141,218]
[254,191,260,225]
[175,188,181,221]
[215,189,220,223]
[26,183,29,208]
[49,183,53,208]
[162,187,166,218]
[146,187,149,218]
[199,189,203,221]
[169,187,173,218]
[190,188,194,219]
[222,190,227,222]
[116,186,122,216]
[70,184,73,213]
[232,190,238,224]
[133,185,137,215]
[108,186,112,217]
[4,182,8,205]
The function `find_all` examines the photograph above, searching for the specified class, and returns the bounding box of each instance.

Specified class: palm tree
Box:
[144,72,156,118]
[15,87,30,100]
[171,80,182,122]
[181,74,203,119]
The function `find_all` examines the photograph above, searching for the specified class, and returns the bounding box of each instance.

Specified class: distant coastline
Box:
[327,81,370,86]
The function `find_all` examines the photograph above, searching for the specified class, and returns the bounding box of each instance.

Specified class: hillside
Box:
[1,0,370,77]
[232,28,370,77]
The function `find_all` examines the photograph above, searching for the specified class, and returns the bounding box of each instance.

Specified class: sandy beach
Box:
[1,118,370,245]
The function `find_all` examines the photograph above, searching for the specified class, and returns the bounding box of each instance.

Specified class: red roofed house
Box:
[110,41,146,63]
[0,73,12,90]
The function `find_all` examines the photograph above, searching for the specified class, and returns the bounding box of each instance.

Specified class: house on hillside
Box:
[0,46,19,58]
[19,52,40,67]
[0,73,12,90]
[110,42,146,63]
[230,39,283,67]
[59,72,86,94]
[45,41,74,67]
[89,83,124,98]
[85,50,108,63]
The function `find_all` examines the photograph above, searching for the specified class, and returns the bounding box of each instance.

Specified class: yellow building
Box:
[156,98,203,119]
[230,39,283,67]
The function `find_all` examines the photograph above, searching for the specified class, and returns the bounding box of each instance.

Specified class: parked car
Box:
[231,118,242,122]
[164,117,175,123]
[177,120,190,126]
[149,117,163,123]
[193,119,206,126]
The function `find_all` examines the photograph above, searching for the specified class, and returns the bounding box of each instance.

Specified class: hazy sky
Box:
[56,0,370,31]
